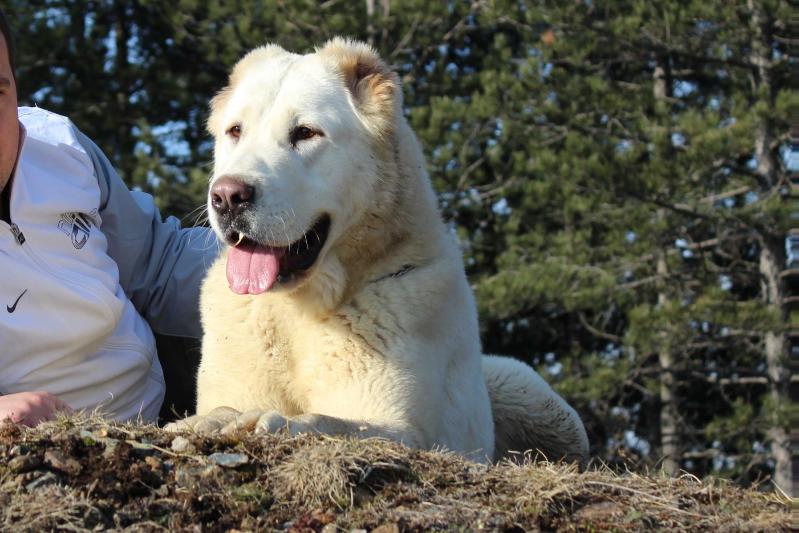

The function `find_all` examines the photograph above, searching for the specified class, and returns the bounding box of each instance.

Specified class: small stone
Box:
[321,525,338,533]
[25,471,59,491]
[8,454,41,473]
[44,449,82,476]
[145,455,163,470]
[14,471,37,485]
[207,452,249,468]
[102,438,119,459]
[127,439,156,458]
[9,444,29,457]
[79,429,97,444]
[174,465,204,489]
[170,436,196,454]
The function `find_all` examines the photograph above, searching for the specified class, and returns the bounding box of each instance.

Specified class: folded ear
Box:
[318,37,401,135]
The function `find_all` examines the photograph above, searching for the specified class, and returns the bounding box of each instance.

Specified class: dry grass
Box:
[0,415,792,532]
[271,436,414,509]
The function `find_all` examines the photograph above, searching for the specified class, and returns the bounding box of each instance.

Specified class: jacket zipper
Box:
[14,227,118,318]
[4,163,25,244]
[10,223,25,245]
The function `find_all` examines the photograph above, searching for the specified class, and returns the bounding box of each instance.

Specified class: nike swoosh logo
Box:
[7,289,27,313]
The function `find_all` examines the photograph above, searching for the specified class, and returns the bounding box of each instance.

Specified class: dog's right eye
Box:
[226,125,242,140]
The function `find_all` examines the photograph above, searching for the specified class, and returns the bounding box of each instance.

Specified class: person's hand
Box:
[0,391,72,426]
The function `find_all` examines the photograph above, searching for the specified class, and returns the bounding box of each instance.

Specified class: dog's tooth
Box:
[235,233,245,246]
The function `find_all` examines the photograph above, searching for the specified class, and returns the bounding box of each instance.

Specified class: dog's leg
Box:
[166,407,420,447]
[224,409,416,442]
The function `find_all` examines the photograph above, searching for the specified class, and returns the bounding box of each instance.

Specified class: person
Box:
[0,9,218,426]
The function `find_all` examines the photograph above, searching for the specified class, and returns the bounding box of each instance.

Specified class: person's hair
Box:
[0,8,15,78]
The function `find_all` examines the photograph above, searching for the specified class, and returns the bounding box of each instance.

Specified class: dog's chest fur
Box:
[196,256,417,416]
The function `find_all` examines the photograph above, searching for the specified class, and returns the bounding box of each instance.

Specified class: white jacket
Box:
[0,107,217,421]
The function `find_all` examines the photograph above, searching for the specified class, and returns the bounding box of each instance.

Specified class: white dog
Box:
[169,38,588,463]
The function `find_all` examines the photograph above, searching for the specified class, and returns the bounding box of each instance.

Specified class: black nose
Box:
[210,176,255,217]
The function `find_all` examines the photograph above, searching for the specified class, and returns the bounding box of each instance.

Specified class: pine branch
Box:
[578,312,623,343]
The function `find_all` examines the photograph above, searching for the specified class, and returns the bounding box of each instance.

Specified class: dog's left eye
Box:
[290,126,321,147]
[227,125,242,140]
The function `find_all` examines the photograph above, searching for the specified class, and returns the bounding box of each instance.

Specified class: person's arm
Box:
[74,128,220,338]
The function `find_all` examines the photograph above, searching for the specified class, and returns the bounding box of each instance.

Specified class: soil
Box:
[0,416,791,532]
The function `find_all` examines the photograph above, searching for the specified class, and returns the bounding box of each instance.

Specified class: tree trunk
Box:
[113,0,133,182]
[657,246,679,475]
[748,0,794,496]
[365,0,375,46]
[759,240,793,495]
[653,54,680,475]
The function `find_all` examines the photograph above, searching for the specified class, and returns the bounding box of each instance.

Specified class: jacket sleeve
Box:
[74,128,220,338]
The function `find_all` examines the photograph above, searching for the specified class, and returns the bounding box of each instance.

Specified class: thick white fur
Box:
[176,38,588,463]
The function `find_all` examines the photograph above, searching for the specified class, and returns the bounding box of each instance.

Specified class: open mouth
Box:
[225,215,331,295]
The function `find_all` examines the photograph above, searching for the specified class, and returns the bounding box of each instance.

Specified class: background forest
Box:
[6,0,797,495]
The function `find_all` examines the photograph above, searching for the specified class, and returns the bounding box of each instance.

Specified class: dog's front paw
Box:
[164,406,241,435]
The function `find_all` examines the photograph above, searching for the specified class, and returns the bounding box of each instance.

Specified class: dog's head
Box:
[207,38,403,300]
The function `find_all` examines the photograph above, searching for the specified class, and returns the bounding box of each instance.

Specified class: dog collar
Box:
[371,264,416,283]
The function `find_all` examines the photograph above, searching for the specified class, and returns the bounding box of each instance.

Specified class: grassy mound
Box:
[0,417,790,531]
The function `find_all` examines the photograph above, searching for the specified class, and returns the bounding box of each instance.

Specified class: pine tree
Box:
[401,0,795,487]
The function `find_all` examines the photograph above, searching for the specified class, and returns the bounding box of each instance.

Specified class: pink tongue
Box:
[226,242,285,295]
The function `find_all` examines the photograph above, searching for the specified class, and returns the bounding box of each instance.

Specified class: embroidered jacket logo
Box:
[58,210,97,249]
